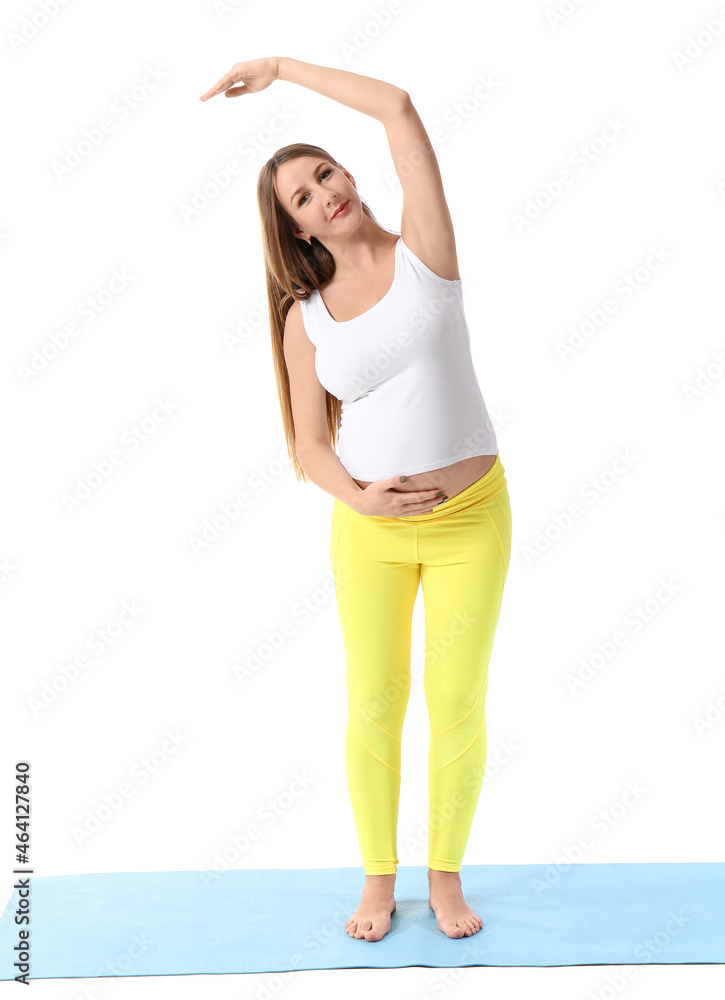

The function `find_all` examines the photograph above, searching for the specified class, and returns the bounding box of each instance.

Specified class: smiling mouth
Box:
[331,201,349,219]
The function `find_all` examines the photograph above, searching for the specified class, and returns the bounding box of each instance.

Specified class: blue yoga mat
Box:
[1,862,722,979]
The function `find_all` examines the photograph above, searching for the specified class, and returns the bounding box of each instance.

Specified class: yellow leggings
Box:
[330,452,512,875]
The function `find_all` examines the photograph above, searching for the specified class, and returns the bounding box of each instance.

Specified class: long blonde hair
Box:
[256,142,395,483]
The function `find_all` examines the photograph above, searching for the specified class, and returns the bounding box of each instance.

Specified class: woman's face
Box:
[274,156,360,243]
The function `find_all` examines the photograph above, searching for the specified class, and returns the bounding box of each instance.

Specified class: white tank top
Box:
[299,235,497,480]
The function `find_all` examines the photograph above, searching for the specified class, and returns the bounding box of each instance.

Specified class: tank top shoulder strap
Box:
[398,235,463,289]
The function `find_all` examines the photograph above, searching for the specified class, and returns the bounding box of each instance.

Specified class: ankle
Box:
[364,872,396,886]
[428,868,461,881]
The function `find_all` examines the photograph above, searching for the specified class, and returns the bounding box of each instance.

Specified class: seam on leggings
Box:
[433,673,487,738]
[332,505,351,578]
[482,503,507,578]
[494,493,512,551]
[349,719,402,776]
[434,711,485,772]
[347,674,401,742]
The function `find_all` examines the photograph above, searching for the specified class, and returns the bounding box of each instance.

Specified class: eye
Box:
[299,169,332,207]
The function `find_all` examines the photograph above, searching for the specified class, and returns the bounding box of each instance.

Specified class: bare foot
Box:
[345,873,397,941]
[427,868,483,938]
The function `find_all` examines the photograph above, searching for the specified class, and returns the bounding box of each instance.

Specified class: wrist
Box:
[342,485,365,513]
[276,56,290,82]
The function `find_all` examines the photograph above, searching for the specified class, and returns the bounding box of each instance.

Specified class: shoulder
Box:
[284,298,315,356]
[284,297,304,336]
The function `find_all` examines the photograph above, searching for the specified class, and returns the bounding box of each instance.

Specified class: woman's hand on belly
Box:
[353,474,448,518]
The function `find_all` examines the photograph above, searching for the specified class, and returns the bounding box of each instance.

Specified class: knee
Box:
[348,671,411,726]
[428,685,486,732]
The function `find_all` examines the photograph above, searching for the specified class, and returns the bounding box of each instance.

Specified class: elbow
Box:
[381,88,412,122]
[295,439,330,462]
[395,88,412,112]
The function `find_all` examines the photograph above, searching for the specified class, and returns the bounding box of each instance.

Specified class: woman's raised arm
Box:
[200,56,458,277]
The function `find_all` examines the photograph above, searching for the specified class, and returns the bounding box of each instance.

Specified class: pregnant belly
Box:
[352,453,497,502]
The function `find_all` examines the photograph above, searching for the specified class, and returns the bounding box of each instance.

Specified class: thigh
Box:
[419,486,512,697]
[331,501,420,704]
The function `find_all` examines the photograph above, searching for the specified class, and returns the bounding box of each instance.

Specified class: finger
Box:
[223,84,248,97]
[199,66,242,102]
[401,494,435,510]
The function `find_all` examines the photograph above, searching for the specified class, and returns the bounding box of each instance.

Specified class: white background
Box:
[2,0,724,995]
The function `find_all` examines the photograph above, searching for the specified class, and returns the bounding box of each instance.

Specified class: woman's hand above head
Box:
[354,475,448,518]
[199,58,280,101]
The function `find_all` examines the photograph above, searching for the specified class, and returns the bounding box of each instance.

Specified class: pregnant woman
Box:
[200,57,512,943]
